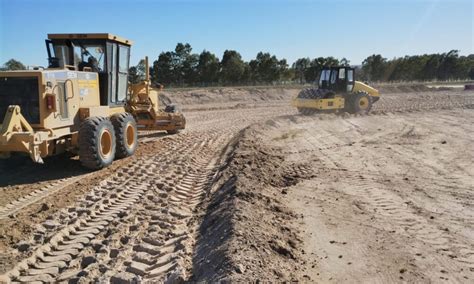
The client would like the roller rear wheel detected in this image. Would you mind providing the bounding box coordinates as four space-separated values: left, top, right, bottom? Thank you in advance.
347 91 373 114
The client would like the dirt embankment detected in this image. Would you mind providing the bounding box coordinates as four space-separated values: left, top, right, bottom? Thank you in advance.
191 128 315 282
159 87 298 111
156 84 473 112
375 84 432 93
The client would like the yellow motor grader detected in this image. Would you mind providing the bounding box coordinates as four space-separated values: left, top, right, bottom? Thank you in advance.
0 33 185 169
292 66 380 115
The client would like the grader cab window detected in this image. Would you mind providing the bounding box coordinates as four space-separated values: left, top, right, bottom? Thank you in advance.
74 44 105 72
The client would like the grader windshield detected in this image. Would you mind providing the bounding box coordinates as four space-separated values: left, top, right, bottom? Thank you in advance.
46 39 106 71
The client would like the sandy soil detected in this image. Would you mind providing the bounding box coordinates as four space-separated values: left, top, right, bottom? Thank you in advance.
0 86 473 282
190 107 474 282
272 110 473 282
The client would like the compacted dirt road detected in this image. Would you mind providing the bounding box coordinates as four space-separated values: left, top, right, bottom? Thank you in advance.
0 86 472 283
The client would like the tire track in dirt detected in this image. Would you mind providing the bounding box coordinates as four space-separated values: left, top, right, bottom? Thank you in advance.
0 132 175 222
0 125 238 282
309 121 474 277
0 156 158 282
107 139 224 282
338 173 474 271
0 175 93 220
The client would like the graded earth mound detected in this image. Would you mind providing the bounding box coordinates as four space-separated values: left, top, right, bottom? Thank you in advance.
159 87 300 111
191 129 315 281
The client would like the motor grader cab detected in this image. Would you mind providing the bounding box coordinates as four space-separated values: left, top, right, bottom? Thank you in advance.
292 66 380 115
0 34 139 169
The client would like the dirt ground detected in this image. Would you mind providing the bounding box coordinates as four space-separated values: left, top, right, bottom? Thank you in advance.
0 85 473 282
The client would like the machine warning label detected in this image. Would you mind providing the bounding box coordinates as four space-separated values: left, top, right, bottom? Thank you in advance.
78 80 98 89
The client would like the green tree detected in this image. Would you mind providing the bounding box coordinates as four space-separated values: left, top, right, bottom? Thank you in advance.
128 59 146 84
469 67 474 80
152 51 175 85
174 43 200 85
182 53 199 85
420 54 442 80
1 59 26 71
340 57 350 66
249 52 282 83
292 58 310 83
362 54 387 81
278 59 293 82
220 50 246 85
197 50 220 85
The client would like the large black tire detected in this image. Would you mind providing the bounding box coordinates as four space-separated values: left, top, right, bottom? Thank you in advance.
347 91 373 114
167 129 179 135
78 117 116 170
111 113 138 159
296 88 315 115
164 104 177 113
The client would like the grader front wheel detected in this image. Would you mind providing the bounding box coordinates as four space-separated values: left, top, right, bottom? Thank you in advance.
78 117 116 170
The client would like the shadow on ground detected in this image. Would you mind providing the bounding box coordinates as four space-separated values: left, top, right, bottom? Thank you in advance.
190 175 237 282
0 154 88 187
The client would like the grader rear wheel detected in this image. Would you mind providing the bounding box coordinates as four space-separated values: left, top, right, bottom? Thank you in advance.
78 117 116 170
111 113 138 159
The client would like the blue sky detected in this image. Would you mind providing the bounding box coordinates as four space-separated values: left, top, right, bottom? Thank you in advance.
0 0 472 67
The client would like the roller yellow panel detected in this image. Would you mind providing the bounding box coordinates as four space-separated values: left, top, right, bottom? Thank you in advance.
353 81 380 97
292 97 345 110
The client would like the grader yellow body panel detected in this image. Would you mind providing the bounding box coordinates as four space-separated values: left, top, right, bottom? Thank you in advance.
0 70 104 160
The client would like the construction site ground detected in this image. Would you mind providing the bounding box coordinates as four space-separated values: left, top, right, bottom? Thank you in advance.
0 85 473 282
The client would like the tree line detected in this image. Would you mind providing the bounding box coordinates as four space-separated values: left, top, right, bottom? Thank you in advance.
2 46 473 86
130 45 474 86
